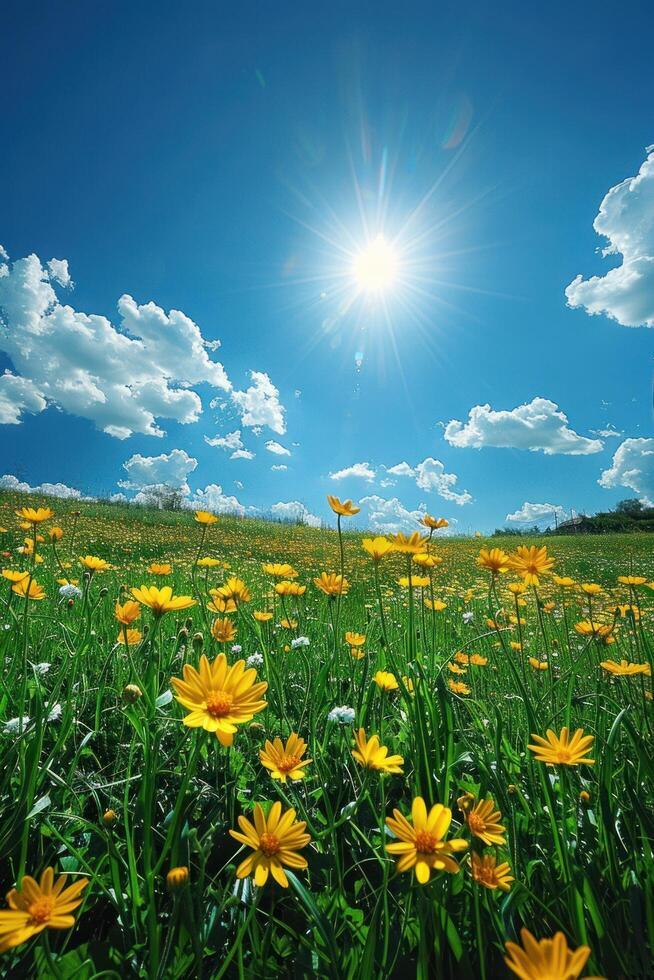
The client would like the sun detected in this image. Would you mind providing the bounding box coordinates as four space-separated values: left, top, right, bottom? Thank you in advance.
352 235 399 294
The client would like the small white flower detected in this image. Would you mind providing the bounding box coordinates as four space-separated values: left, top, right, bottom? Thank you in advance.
291 636 310 649
246 652 264 668
59 584 82 600
32 662 51 676
3 716 30 735
47 704 62 723
328 705 355 725
462 612 474 625
231 644 242 654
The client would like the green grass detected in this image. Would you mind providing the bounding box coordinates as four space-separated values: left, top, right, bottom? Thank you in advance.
0 489 653 978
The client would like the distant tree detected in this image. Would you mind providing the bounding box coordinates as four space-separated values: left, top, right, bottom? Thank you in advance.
615 498 645 516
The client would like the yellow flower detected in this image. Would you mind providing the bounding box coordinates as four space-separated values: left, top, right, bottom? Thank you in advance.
528 727 595 767
260 733 312 782
14 507 55 524
49 527 64 541
280 618 298 629
413 552 442 569
362 536 393 561
617 575 646 586
477 547 511 575
600 659 651 677
118 628 142 646
196 556 221 567
166 867 189 892
554 575 576 587
508 545 555 586
470 654 487 666
448 662 467 674
580 583 602 595
397 575 430 588
454 651 470 664
614 603 640 620
12 578 45 600
385 798 468 884
352 728 404 773
424 598 447 611
57 578 78 587
327 495 360 517
420 515 449 530
503 927 603 980
387 531 429 554
470 852 514 892
507 582 528 595
254 610 273 622
262 562 298 578
465 797 506 845
344 631 366 647
207 594 237 614
448 679 471 695
2 569 30 584
374 670 398 691
171 652 267 746
148 562 172 575
115 600 141 625
80 555 111 572
529 657 549 671
314 572 349 596
0 867 88 953
194 511 219 525
574 620 615 644
229 802 310 887
131 585 196 617
275 581 306 597
215 577 251 604
211 617 237 643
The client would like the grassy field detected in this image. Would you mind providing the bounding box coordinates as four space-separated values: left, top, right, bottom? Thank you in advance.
0 490 653 978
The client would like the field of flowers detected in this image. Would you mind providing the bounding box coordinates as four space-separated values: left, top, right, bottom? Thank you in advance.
0 490 653 979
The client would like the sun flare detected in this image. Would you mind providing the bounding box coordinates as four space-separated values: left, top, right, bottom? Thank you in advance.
352 235 399 294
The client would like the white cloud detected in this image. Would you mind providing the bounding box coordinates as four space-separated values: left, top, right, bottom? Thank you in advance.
265 439 291 456
231 449 255 460
444 398 603 456
270 500 321 527
329 462 376 482
591 427 623 439
505 501 565 524
566 147 654 327
0 245 8 261
0 252 230 438
184 483 247 517
271 464 288 471
385 457 472 505
205 430 244 451
120 449 197 490
360 495 425 533
232 371 286 434
0 473 88 500
599 437 654 506
0 372 47 425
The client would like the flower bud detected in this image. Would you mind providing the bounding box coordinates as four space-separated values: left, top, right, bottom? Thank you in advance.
122 683 143 703
103 809 117 826
192 631 204 651
166 866 189 892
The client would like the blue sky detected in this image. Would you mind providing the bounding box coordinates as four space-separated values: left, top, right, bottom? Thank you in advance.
1 0 653 532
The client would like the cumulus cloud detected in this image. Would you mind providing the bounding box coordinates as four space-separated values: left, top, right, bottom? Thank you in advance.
232 371 286 434
205 430 244 452
271 464 288 471
183 483 247 516
0 372 47 425
329 462 376 482
270 500 321 527
599 437 654 505
119 449 198 490
0 252 230 438
265 440 291 456
385 457 472 505
0 473 88 500
231 449 255 460
360 495 425 533
566 147 654 327
444 398 603 456
505 501 565 524
0 245 8 261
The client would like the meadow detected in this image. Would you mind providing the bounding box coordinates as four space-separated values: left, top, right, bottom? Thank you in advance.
0 490 653 979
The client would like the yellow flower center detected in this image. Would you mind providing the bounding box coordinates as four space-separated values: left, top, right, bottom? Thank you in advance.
258 832 280 856
467 813 486 834
414 829 438 854
29 896 55 925
277 754 301 773
205 690 233 717
554 749 573 764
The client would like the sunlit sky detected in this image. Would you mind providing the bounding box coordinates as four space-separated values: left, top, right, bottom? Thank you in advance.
1 1 653 532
